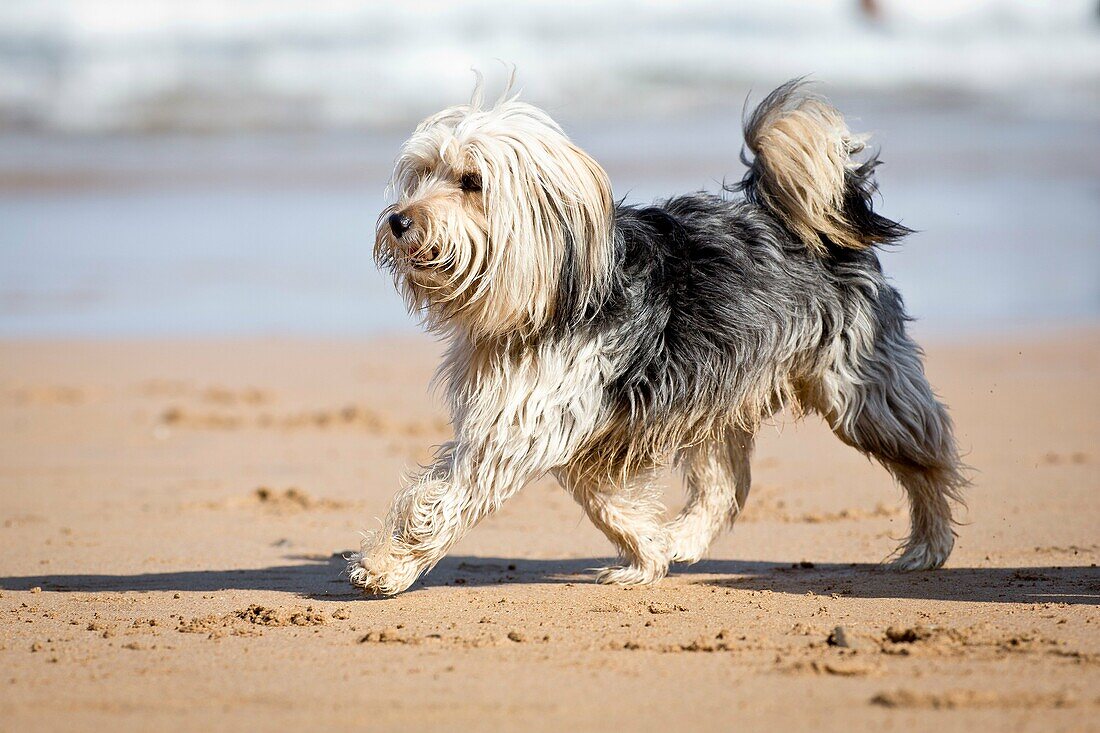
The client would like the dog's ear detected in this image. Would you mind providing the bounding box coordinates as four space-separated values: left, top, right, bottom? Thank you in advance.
503 138 614 329
546 142 615 322
474 128 614 336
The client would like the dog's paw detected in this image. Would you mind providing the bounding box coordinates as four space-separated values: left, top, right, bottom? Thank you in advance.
346 546 422 595
890 535 953 571
594 563 667 586
664 513 717 564
667 529 708 565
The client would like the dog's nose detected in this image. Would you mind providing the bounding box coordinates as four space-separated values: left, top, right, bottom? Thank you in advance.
388 213 413 238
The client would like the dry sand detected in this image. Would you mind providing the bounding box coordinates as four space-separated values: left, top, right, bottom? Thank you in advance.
1 331 1098 731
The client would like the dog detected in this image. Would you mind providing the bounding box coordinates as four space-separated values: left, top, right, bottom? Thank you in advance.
348 76 966 595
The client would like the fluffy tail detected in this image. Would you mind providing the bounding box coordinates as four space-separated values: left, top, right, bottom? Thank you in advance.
737 79 911 254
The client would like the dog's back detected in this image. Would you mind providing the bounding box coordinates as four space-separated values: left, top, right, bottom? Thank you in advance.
597 80 916 430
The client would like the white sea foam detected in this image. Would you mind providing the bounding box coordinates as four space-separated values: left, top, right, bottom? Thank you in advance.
0 0 1098 131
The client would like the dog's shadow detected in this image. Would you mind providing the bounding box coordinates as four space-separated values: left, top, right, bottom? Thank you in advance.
1 554 1097 605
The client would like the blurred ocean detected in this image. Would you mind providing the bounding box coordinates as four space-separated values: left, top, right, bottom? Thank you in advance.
2 0 1099 132
0 1 1098 338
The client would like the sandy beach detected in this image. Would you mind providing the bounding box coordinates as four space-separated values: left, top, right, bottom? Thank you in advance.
0 330 1097 731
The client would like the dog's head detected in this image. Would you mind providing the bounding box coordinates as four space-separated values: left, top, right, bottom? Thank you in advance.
376 77 614 338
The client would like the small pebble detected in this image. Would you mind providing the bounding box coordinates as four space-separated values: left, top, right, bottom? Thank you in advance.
827 626 852 648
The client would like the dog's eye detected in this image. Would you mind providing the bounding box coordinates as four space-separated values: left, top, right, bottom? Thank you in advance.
460 172 482 192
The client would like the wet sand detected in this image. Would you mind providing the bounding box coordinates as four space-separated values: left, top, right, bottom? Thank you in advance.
0 331 1098 731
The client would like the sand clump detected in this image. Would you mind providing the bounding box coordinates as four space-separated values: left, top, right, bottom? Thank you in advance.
177 605 332 638
250 486 345 512
878 624 1063 659
870 688 1080 710
158 401 448 438
193 486 348 513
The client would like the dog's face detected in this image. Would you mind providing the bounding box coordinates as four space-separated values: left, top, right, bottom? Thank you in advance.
376 92 614 338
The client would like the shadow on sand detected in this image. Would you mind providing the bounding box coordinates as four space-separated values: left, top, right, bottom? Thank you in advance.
1 555 1097 605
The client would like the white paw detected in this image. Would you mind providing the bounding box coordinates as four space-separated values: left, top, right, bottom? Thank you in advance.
346 539 423 595
595 562 668 586
890 535 953 571
667 533 707 564
665 515 714 564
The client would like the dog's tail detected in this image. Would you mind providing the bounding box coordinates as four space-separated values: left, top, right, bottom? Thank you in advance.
736 79 910 254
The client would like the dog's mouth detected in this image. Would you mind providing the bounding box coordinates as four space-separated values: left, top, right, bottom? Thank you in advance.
401 242 441 270
386 236 442 272
376 228 432 269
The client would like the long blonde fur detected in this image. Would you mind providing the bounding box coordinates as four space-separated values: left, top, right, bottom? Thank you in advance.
742 84 870 253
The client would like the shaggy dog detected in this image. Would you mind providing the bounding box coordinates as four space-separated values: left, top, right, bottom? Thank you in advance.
349 77 966 595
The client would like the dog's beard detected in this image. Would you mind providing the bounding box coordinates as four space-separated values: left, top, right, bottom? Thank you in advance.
376 199 492 333
375 174 572 339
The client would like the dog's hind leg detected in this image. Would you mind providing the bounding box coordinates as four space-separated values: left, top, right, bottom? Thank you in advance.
556 464 671 586
665 429 754 564
805 305 967 570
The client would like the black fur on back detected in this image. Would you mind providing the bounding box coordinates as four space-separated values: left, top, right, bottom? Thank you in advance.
566 192 910 458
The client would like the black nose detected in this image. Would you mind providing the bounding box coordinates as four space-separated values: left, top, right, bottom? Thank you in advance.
388 213 413 238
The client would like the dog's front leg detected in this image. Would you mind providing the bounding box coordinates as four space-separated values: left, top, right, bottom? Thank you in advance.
348 436 565 594
346 450 467 595
348 337 608 595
